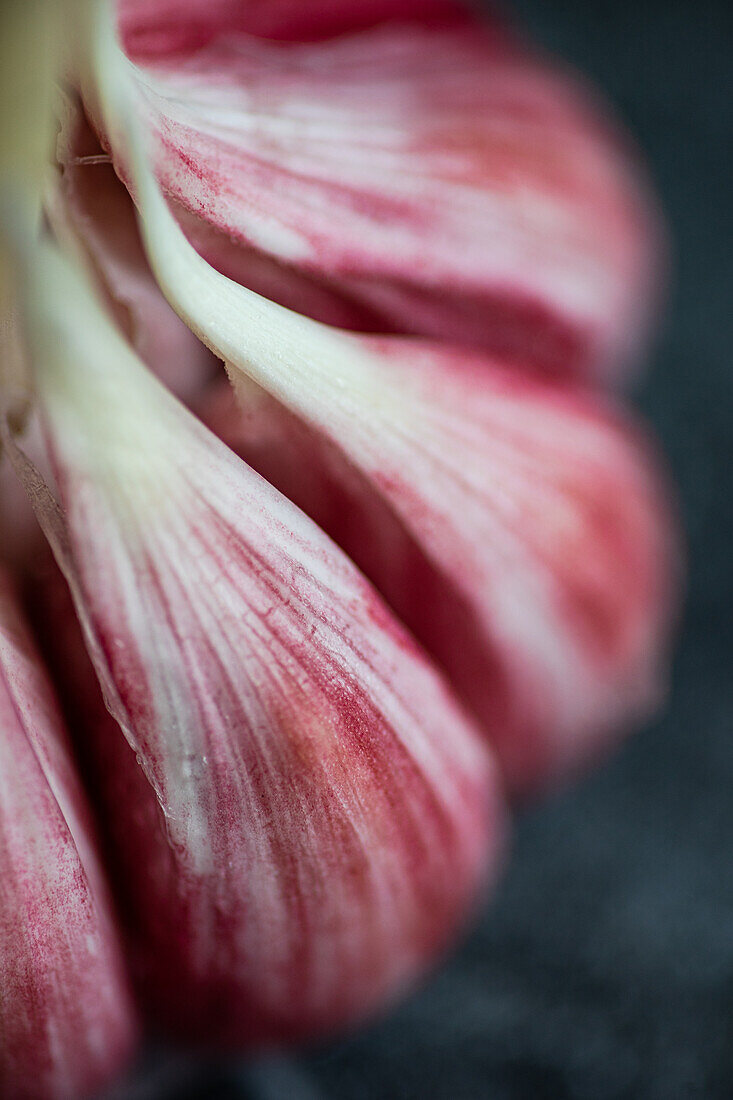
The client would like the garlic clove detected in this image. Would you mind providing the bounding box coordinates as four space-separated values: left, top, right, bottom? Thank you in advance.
199 346 680 796
11 235 504 1045
0 566 137 1100
93 0 663 383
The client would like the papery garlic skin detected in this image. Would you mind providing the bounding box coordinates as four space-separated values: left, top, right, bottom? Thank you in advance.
0 567 137 1100
98 0 662 383
16 237 504 1045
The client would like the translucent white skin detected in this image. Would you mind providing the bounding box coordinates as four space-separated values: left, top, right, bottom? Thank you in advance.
10 231 503 1044
0 568 136 1100
83 14 677 794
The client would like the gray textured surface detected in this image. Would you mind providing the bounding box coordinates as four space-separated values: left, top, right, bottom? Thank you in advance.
114 2 733 1096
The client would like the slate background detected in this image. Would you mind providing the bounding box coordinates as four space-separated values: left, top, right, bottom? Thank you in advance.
112 2 733 1097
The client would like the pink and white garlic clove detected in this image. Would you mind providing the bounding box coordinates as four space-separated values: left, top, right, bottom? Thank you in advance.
0 566 137 1100
101 0 663 384
14 236 505 1046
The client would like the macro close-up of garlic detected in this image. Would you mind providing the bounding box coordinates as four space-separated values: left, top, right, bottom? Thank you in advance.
4 1 727 1098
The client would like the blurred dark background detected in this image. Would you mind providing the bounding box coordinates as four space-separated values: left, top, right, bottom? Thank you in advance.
120 2 733 1097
